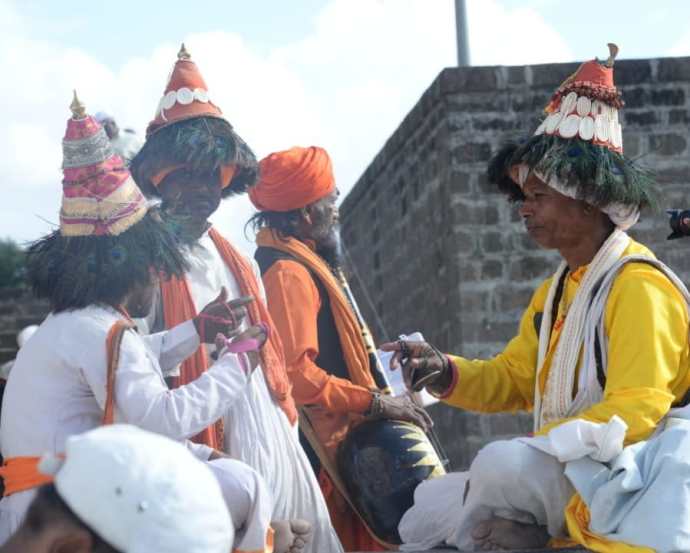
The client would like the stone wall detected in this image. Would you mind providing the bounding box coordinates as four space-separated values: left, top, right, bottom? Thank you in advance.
0 288 49 365
340 56 690 470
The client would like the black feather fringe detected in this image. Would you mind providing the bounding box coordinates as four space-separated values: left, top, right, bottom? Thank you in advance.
130 117 258 198
27 211 189 312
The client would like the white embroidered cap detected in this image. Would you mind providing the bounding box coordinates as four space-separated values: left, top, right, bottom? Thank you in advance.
39 424 233 553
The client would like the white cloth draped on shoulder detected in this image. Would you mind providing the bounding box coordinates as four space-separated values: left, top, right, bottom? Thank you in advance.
172 230 343 553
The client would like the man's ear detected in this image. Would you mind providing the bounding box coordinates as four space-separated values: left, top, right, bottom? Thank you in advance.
49 528 94 553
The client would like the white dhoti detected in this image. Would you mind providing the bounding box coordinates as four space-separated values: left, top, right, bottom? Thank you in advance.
207 458 273 551
399 438 574 550
177 231 343 553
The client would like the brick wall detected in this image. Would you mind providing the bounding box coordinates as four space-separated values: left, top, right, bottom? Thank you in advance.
0 288 48 365
340 56 690 470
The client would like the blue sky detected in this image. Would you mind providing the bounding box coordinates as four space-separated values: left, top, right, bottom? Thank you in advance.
2 0 690 251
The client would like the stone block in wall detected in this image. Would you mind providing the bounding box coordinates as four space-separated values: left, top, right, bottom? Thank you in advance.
659 57 690 82
472 116 522 132
440 66 501 94
510 93 550 113
493 284 537 315
507 65 526 85
448 171 473 195
651 88 685 106
508 255 553 282
670 109 690 125
614 59 653 85
481 231 505 254
623 110 660 126
649 133 688 156
452 200 500 226
451 142 493 164
656 166 690 185
622 134 643 157
481 259 504 279
531 62 580 87
622 87 648 108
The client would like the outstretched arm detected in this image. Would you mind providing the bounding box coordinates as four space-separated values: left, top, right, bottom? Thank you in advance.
85 329 252 441
382 280 551 414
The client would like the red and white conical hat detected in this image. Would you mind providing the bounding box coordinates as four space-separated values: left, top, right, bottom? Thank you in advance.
534 43 623 152
146 44 223 136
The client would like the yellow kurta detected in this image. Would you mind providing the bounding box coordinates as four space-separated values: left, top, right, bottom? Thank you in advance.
444 239 690 552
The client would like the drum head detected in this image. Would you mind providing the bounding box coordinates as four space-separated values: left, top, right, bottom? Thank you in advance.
337 419 446 544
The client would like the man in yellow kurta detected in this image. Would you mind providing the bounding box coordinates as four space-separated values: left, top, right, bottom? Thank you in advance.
385 44 690 552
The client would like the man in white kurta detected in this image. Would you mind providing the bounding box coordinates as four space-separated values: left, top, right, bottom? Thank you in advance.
0 305 273 549
148 231 343 553
130 44 342 553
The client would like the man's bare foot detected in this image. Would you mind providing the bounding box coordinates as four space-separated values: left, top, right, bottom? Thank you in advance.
471 517 549 550
272 519 312 553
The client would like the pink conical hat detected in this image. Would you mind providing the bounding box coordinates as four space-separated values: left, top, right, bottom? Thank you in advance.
60 91 148 237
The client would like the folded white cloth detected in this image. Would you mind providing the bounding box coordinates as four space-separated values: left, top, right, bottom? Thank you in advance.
519 415 628 463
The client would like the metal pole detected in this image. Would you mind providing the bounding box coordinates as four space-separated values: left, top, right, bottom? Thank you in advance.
455 0 470 66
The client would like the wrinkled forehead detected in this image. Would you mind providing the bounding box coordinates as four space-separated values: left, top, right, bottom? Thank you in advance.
509 164 548 193
522 173 550 194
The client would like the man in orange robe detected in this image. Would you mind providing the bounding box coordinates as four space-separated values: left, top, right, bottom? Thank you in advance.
248 146 433 551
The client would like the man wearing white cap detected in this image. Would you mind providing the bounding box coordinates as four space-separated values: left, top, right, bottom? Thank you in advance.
1 424 236 553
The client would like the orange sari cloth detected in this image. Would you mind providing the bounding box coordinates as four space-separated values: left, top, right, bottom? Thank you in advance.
160 227 296 450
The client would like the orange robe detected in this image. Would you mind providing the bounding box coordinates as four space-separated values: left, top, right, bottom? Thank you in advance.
262 254 387 552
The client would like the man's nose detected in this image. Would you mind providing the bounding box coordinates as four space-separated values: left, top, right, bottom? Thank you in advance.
518 199 533 218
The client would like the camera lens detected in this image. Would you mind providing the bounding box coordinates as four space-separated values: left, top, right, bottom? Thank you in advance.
668 209 690 240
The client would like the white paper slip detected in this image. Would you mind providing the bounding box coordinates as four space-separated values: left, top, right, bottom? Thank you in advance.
377 332 439 407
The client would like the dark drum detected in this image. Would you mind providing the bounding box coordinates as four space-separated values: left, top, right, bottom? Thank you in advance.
337 419 446 544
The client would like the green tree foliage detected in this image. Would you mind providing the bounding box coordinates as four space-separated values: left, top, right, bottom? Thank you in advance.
0 239 26 289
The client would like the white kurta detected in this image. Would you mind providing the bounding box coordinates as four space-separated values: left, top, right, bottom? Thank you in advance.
0 305 271 549
176 230 343 553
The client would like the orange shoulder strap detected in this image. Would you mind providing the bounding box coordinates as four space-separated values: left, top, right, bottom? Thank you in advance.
0 318 135 498
102 319 135 425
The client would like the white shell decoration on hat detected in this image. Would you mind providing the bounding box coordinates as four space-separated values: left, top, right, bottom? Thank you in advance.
534 92 622 151
579 116 595 141
544 112 563 134
154 87 211 121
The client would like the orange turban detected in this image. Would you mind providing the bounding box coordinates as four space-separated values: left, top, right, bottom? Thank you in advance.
249 146 335 212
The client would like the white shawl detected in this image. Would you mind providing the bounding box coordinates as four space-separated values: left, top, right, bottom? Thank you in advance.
533 229 630 431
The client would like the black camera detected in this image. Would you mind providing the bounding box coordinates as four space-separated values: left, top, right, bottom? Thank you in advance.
668 210 690 240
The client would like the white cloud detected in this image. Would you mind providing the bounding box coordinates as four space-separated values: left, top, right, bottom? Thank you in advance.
466 0 573 65
667 30 690 57
0 0 572 254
